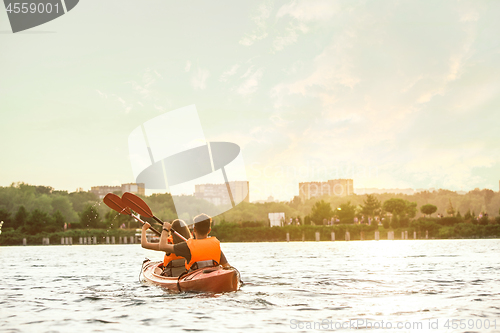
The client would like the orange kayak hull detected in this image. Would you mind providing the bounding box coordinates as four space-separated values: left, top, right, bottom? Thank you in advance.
142 261 240 293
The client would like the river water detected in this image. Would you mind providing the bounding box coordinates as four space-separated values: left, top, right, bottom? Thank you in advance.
1 239 499 332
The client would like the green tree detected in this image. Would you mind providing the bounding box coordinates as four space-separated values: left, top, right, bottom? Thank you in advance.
360 194 381 220
310 200 333 225
336 201 357 223
104 210 132 229
420 204 438 217
25 209 52 234
390 215 400 229
35 185 53 195
406 202 418 218
382 218 390 229
68 192 99 213
446 199 455 216
288 196 302 209
51 195 78 222
478 215 489 226
383 198 407 216
0 209 13 230
14 206 28 229
399 216 410 228
80 205 101 228
483 189 495 206
52 210 65 229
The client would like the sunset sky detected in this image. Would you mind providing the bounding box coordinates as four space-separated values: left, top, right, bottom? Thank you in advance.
1 0 500 201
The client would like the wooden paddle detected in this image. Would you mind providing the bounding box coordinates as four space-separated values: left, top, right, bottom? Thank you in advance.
121 192 187 241
103 193 161 236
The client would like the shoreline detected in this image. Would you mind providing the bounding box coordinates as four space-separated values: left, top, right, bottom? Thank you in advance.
2 223 499 246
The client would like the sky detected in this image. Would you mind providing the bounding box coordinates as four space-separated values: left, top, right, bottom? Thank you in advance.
1 0 500 202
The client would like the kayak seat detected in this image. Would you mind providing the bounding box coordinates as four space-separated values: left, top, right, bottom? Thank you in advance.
162 258 187 277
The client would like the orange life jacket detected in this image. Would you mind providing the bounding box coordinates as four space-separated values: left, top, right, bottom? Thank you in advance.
163 252 184 266
185 237 221 270
163 235 184 266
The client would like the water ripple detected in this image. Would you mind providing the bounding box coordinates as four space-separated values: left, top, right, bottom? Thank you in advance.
1 240 499 332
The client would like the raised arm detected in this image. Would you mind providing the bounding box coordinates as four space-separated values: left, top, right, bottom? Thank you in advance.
141 222 160 251
220 251 230 268
159 221 175 253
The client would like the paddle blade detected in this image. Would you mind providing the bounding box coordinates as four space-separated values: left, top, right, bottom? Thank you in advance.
103 193 131 215
122 192 153 218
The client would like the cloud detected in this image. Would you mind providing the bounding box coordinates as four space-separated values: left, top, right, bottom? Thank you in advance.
125 68 160 101
101 68 172 115
111 94 133 114
249 0 500 200
236 68 263 96
96 89 107 99
191 68 210 90
185 61 191 72
276 0 338 21
270 114 288 127
154 104 165 112
220 64 240 82
272 21 308 51
154 70 163 79
271 0 339 51
239 2 273 46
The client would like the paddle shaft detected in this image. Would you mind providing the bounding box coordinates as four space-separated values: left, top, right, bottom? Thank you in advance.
131 213 161 236
121 192 187 241
133 213 187 242
152 215 188 242
129 196 187 241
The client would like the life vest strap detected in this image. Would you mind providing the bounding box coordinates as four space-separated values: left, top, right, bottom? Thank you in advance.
189 260 219 271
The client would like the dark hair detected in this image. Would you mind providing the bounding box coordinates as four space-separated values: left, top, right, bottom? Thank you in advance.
193 213 212 235
171 219 191 243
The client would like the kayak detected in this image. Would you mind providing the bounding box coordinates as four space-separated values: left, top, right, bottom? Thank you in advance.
141 260 241 293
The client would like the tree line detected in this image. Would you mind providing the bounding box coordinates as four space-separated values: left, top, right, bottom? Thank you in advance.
0 183 138 234
1 183 500 236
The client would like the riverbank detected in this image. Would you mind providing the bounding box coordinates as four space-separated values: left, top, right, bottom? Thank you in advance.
0 228 136 246
1 221 499 245
212 222 500 242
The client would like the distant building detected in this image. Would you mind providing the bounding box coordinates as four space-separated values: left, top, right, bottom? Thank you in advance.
90 183 145 199
355 188 415 195
195 181 249 206
121 183 145 195
299 179 353 201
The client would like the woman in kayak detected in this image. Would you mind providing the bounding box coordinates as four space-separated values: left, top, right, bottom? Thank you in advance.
159 213 230 270
141 219 191 276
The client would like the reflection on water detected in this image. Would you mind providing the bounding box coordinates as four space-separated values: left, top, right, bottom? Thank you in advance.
1 240 499 332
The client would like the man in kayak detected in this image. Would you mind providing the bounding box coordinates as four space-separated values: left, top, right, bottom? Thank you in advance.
159 213 230 270
141 219 191 276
